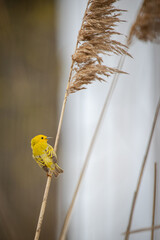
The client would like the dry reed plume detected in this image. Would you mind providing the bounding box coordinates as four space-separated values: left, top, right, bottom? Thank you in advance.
128 0 160 45
68 0 129 94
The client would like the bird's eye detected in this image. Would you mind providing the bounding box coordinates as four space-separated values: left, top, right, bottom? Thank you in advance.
41 137 44 139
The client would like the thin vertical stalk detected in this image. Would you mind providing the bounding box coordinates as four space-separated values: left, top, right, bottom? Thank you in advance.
34 67 74 240
34 87 69 240
151 162 157 240
59 54 126 240
125 98 160 240
34 176 52 240
34 2 91 240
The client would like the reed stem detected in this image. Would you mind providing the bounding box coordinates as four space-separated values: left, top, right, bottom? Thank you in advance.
59 54 126 240
34 87 69 240
34 72 73 240
34 1 91 239
151 162 157 240
34 176 52 240
124 98 160 240
123 224 160 235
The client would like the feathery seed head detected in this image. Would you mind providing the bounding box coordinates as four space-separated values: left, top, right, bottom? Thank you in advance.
67 0 130 94
31 134 48 149
128 0 160 45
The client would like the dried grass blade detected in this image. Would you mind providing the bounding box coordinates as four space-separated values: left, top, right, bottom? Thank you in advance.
123 224 160 236
151 162 157 240
124 98 160 240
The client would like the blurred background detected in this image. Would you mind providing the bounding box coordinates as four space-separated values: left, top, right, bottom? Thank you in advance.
0 0 160 240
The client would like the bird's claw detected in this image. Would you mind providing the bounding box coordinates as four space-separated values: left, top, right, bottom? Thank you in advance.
47 173 52 177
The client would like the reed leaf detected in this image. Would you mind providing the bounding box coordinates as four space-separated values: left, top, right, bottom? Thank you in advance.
68 0 129 94
128 0 160 45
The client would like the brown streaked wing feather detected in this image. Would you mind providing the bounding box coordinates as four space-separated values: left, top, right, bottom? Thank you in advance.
45 144 57 164
34 156 49 173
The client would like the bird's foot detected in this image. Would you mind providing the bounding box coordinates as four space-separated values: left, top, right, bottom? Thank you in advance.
47 173 52 177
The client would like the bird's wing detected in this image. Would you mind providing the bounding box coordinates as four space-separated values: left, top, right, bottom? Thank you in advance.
45 144 57 164
34 155 46 168
33 155 49 173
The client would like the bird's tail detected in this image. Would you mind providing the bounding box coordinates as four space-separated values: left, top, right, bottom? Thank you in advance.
53 163 64 178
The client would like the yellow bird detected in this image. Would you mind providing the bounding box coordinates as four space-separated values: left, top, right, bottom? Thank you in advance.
31 134 63 177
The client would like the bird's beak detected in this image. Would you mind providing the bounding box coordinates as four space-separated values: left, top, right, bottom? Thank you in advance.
46 137 53 139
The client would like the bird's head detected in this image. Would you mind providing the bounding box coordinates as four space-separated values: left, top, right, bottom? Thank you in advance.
31 135 52 149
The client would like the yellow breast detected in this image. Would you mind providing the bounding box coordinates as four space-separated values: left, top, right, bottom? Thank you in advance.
33 141 48 156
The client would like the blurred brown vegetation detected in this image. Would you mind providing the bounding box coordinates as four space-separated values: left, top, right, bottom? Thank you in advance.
0 0 59 239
